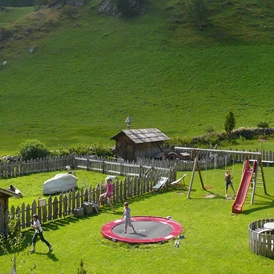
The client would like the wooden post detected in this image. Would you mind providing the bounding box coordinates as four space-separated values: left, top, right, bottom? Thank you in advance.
48 196 52 221
21 203 26 229
187 151 205 199
53 197 58 219
26 204 31 227
63 195 68 216
59 193 63 218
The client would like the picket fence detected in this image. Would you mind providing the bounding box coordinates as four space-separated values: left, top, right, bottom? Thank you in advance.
0 155 74 178
1 148 274 178
0 155 176 178
1 174 172 230
249 219 274 258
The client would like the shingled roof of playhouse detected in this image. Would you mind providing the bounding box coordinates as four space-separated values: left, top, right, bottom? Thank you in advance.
110 128 169 144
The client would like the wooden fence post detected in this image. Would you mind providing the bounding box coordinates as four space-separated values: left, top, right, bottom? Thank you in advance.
26 204 31 228
63 195 68 216
72 190 76 211
48 196 52 221
21 203 26 229
76 191 81 208
59 193 63 219
68 192 72 215
53 197 58 219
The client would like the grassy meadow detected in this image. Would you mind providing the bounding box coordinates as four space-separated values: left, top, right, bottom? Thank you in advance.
0 1 274 155
1 2 274 271
0 165 274 273
0 7 34 28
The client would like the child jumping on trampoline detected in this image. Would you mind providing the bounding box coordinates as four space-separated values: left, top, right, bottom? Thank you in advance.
224 169 236 198
121 202 136 234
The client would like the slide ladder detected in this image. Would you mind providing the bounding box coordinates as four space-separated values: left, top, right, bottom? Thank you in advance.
247 161 258 204
247 157 267 204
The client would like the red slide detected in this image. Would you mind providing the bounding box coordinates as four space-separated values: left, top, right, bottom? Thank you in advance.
232 161 256 214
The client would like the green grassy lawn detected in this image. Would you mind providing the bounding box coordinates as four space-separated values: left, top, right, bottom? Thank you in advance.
1 1 274 272
0 170 108 207
0 165 274 273
0 7 34 28
0 1 274 155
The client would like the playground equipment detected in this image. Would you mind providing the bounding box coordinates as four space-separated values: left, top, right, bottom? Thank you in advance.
174 147 267 213
101 216 183 244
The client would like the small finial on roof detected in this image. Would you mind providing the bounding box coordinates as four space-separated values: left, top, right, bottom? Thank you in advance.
125 115 132 129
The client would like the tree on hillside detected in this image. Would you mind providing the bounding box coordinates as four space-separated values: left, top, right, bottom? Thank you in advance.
224 111 236 136
187 0 210 29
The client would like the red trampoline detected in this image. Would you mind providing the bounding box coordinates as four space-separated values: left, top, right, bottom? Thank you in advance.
101 216 183 244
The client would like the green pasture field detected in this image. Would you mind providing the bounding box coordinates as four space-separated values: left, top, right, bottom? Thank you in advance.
0 165 274 273
1 1 274 155
0 7 34 28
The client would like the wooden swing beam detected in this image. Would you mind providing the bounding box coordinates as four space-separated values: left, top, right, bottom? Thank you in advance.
175 147 262 199
174 147 262 156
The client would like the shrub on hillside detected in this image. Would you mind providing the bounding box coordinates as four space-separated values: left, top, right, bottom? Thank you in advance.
68 144 91 155
90 143 113 157
205 126 215 134
257 121 269 128
165 136 193 149
18 139 50 161
52 143 113 157
231 127 274 140
52 144 91 156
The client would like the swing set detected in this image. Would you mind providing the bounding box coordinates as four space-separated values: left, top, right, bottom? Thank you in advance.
174 147 267 213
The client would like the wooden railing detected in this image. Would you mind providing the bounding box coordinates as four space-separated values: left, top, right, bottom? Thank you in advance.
249 218 274 258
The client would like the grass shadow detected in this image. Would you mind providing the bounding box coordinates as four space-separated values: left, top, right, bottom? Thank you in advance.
32 250 58 261
243 201 274 215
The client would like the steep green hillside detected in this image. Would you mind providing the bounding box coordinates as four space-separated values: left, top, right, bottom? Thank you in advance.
0 1 274 154
0 6 34 27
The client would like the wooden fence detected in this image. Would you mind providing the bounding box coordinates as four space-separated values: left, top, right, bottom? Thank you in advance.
0 174 172 231
249 219 274 258
1 148 274 179
0 155 175 178
138 149 274 171
0 156 74 178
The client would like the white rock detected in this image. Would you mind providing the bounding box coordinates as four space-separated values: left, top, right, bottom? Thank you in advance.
43 173 78 195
